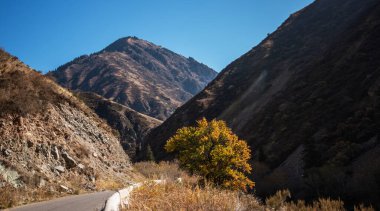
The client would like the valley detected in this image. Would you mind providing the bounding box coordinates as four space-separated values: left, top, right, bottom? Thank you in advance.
1 0 380 210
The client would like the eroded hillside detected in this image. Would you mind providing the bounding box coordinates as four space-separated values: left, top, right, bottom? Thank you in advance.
0 49 134 207
76 92 161 159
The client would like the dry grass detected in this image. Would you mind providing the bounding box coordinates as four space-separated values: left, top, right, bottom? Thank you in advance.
66 173 90 195
72 142 91 159
95 178 124 190
0 162 64 209
134 161 196 182
264 189 374 211
129 161 261 210
0 185 62 209
0 49 94 119
354 205 376 211
129 161 375 211
126 181 262 211
0 68 63 117
126 183 375 211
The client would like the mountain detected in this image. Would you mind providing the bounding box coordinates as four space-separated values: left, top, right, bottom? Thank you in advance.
75 92 161 159
144 0 380 207
47 37 217 120
0 49 133 205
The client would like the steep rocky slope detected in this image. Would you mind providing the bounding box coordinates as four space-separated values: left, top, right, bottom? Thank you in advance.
76 92 161 159
47 37 217 120
0 49 134 205
145 0 380 208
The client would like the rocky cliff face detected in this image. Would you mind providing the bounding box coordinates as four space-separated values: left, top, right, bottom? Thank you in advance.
76 92 161 159
0 49 134 202
47 37 217 120
145 0 380 207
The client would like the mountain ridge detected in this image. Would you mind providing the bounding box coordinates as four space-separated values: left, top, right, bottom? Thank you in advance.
48 36 217 120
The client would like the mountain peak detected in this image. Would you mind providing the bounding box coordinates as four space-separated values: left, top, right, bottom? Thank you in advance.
103 36 153 52
48 37 217 120
120 36 143 43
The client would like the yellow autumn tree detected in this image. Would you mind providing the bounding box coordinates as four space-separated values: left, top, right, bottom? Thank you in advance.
165 118 254 191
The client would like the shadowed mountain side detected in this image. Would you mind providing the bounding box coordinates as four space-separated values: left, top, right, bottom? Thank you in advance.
144 0 380 208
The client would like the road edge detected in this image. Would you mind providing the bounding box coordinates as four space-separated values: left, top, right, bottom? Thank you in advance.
103 183 141 211
104 180 164 211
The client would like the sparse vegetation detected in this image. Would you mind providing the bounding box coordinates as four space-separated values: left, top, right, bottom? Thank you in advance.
0 56 63 117
72 142 91 159
0 71 46 116
165 118 254 191
126 180 261 211
134 161 192 182
129 161 260 211
129 162 374 211
263 189 374 211
0 184 62 209
95 178 124 190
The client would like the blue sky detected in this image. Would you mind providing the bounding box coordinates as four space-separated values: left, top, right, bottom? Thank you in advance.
0 0 313 72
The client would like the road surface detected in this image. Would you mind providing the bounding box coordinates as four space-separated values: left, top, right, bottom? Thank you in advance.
7 191 115 211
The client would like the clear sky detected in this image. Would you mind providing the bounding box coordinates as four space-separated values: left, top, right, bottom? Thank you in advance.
0 0 314 72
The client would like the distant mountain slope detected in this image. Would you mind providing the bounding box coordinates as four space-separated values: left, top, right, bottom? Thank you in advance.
47 37 217 120
0 49 132 205
144 0 380 208
76 92 161 159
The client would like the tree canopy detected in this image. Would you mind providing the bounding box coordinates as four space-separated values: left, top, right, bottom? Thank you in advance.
165 118 254 191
